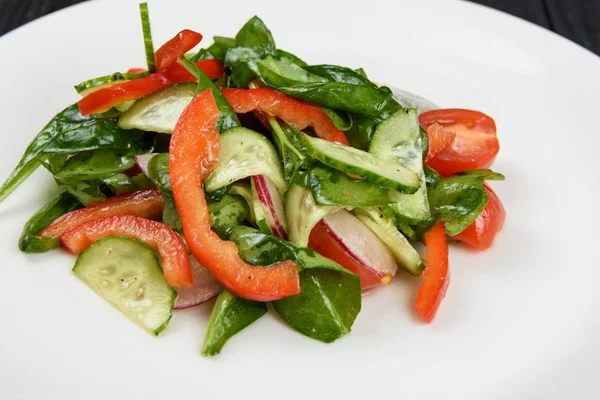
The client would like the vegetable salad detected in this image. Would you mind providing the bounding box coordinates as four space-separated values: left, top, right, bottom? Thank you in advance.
0 3 505 356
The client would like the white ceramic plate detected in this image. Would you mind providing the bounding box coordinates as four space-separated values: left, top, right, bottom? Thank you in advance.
0 0 598 399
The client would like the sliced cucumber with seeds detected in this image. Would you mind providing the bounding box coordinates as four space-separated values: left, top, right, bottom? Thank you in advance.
72 236 176 336
354 208 424 276
369 109 430 224
299 133 420 194
205 127 287 193
118 83 196 133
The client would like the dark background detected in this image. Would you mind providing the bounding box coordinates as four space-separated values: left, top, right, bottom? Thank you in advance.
0 0 599 55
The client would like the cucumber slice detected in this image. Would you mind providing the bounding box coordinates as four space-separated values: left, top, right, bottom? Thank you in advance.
205 127 287 193
300 133 419 194
118 83 196 133
353 208 424 276
285 184 339 247
369 109 430 224
72 236 176 335
229 183 256 223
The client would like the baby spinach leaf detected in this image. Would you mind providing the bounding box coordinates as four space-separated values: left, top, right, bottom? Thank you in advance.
456 169 505 181
304 64 378 88
201 289 267 357
271 82 393 117
295 164 400 207
101 173 138 195
420 126 429 160
0 104 152 204
54 150 135 181
228 226 361 343
162 197 183 233
147 153 171 197
275 49 307 66
272 267 361 343
320 107 352 131
58 180 107 206
207 194 250 238
225 16 277 87
205 185 231 202
19 191 81 253
249 55 326 86
269 120 305 185
444 194 489 236
424 166 441 185
345 100 402 150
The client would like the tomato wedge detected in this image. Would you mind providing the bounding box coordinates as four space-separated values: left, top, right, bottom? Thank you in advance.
425 123 456 163
416 223 450 322
308 221 383 289
452 184 505 251
61 215 192 288
419 109 499 176
38 188 164 238
155 29 203 73
78 59 224 116
222 88 348 144
169 88 300 302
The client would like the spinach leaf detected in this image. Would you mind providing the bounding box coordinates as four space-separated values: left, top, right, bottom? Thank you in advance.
304 65 378 87
269 120 305 185
423 171 505 236
249 56 326 86
228 226 361 343
345 100 402 150
0 104 152 204
424 165 441 185
201 289 267 357
271 82 392 117
295 164 399 206
224 16 277 87
205 185 231 202
456 169 505 181
207 194 250 238
58 180 107 206
320 107 352 131
178 57 240 132
147 153 171 196
273 267 361 343
101 173 138 195
275 49 307 66
162 197 183 233
19 191 80 253
53 150 135 181
420 126 429 160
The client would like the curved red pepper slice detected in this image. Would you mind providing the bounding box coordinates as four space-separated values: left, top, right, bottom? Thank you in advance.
61 215 193 288
416 222 450 322
169 88 300 302
155 29 203 73
38 188 165 238
222 88 348 144
78 59 224 116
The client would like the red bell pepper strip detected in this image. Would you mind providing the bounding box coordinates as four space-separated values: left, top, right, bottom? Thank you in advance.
155 29 203 73
416 222 450 322
169 88 300 302
78 59 224 116
221 88 348 144
452 184 506 251
425 123 456 163
38 188 164 238
60 215 193 288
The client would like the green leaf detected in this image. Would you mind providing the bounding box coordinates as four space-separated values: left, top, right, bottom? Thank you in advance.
304 65 377 88
54 150 135 181
19 191 80 253
275 49 307 66
428 175 487 220
0 104 152 204
424 165 441 185
249 55 326 86
444 194 489 236
178 57 240 132
228 226 361 343
58 180 106 206
205 185 231 202
295 164 399 207
268 120 305 185
320 107 353 131
345 100 402 150
456 169 506 181
147 153 172 197
225 16 277 87
272 267 361 343
207 194 250 239
162 197 183 233
201 289 267 357
101 173 138 195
